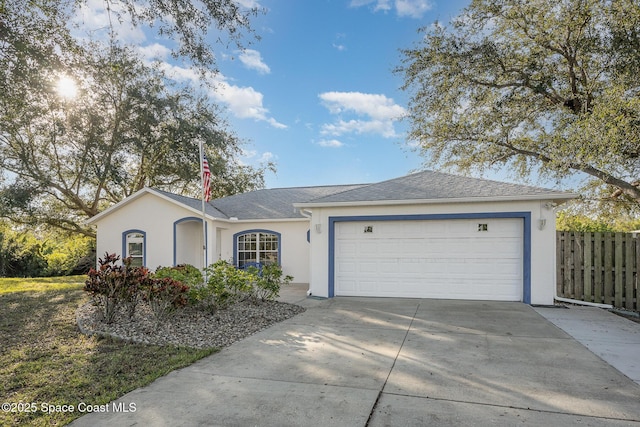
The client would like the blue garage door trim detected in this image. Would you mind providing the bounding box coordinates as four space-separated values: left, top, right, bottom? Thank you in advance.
328 212 532 303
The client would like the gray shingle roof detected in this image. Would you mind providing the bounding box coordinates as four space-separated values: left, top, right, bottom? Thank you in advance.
209 184 367 219
153 189 229 219
155 184 368 220
302 170 573 204
153 170 573 221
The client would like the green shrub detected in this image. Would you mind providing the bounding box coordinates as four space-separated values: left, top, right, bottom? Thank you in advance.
0 229 47 277
44 234 95 276
0 222 96 277
250 264 293 302
154 264 203 288
194 261 294 311
194 260 250 312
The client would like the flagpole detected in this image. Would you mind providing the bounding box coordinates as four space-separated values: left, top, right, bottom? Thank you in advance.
198 140 208 282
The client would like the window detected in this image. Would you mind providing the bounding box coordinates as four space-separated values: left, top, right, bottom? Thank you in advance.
236 231 280 269
124 231 145 267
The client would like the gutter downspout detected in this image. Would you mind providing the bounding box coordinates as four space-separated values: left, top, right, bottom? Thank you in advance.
298 208 312 218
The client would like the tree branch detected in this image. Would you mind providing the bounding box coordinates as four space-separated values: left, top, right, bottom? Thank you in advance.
496 141 640 200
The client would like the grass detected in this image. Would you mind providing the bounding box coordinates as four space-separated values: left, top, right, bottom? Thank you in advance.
0 277 216 426
0 275 87 294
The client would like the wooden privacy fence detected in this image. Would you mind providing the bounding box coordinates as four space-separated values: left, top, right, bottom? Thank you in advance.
557 231 638 311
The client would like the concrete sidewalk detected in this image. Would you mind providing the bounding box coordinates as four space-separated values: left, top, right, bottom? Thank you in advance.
534 305 640 386
71 289 640 426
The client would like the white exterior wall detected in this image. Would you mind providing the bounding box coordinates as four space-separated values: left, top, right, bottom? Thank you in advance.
91 192 312 281
307 199 557 305
93 193 198 268
92 189 560 304
218 220 311 283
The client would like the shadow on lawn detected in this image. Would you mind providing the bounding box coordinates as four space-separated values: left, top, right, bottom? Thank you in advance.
0 288 213 427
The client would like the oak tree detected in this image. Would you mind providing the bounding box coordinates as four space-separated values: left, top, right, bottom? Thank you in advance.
0 45 271 236
397 0 640 209
0 1 268 235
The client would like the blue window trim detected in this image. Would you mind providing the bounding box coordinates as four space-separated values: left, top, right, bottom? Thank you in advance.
328 212 532 303
173 217 207 266
233 229 282 268
122 229 146 267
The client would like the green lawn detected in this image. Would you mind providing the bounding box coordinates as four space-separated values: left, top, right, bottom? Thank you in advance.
0 277 216 426
0 275 87 294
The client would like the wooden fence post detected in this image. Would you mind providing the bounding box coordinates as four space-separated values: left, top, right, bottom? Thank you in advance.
615 233 623 307
625 234 635 310
564 232 574 298
583 232 592 302
593 232 603 304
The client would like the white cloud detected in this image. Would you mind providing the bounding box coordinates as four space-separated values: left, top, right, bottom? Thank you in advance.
320 91 406 120
72 0 284 130
259 152 275 162
153 61 285 129
157 62 201 82
238 49 271 74
349 0 432 18
211 78 287 129
317 139 345 148
332 33 347 51
395 0 433 18
321 119 398 138
241 149 276 165
243 149 257 158
74 0 146 43
137 43 172 61
235 0 261 7
350 0 391 12
319 91 405 139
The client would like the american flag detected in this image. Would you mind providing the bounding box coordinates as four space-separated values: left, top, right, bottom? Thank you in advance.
202 153 212 202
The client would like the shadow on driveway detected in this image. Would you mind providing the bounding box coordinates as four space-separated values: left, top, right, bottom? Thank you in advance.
71 294 640 427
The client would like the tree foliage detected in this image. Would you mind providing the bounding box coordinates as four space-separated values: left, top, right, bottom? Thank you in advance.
0 0 259 72
0 221 94 277
397 0 640 210
0 1 270 236
111 0 260 69
0 44 270 236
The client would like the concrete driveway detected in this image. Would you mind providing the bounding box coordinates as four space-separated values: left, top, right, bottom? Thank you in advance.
72 289 640 426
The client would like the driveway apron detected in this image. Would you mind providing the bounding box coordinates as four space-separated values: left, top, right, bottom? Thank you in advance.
71 296 640 427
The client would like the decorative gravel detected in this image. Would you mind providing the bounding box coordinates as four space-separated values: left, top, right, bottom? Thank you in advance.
76 300 306 349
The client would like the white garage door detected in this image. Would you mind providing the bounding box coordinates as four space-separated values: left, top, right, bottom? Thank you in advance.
334 218 523 300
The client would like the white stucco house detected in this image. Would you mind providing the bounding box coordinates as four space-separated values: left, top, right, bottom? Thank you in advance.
86 170 575 305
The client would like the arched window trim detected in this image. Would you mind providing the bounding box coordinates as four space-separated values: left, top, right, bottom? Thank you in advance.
233 229 282 268
122 229 146 267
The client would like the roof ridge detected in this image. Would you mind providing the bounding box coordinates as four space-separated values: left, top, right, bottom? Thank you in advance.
301 170 574 205
409 169 556 191
305 182 372 202
258 183 371 191
151 187 197 200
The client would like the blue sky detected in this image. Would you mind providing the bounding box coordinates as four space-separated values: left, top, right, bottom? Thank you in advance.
220 0 470 188
76 0 475 188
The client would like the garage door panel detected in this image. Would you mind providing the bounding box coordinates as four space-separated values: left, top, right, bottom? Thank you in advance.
335 218 523 301
337 241 357 256
357 241 379 255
